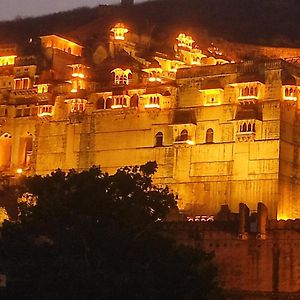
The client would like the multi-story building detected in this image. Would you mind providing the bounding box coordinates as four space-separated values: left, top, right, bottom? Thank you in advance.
0 24 300 220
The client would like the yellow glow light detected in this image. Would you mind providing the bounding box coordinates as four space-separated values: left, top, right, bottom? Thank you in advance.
114 36 125 41
186 140 195 145
37 84 49 94
238 95 259 100
284 96 297 101
72 73 85 79
16 168 23 174
149 77 162 82
144 104 160 109
111 105 127 109
38 112 52 117
176 33 194 49
0 55 16 66
111 23 129 41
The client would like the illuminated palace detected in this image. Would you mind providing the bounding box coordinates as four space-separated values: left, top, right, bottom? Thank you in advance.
0 24 300 220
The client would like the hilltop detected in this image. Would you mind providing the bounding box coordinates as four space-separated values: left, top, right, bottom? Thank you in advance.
0 0 299 58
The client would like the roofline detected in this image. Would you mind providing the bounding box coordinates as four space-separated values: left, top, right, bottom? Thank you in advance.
40 34 83 48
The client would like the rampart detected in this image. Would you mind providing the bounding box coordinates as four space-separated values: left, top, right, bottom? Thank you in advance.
166 203 300 299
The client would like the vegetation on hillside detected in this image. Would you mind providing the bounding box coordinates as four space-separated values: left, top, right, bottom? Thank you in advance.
0 0 299 48
0 163 220 299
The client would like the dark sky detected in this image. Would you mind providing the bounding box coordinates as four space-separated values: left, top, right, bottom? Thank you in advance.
0 0 144 21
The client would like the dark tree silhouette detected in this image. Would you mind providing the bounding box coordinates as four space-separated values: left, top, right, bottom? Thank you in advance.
0 163 220 299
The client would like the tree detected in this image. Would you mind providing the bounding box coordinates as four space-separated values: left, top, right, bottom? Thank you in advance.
0 163 220 299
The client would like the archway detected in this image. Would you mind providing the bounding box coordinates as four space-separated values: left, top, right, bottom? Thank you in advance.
0 133 12 169
19 134 33 168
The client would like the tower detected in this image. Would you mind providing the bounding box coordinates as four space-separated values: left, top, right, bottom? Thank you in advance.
121 0 134 6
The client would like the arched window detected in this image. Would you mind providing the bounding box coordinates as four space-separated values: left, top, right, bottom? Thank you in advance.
25 137 33 167
252 123 256 132
106 98 113 109
130 94 139 107
128 73 133 82
242 123 247 132
248 123 252 132
155 132 163 147
285 88 289 97
205 128 214 143
96 97 105 110
0 133 12 169
245 86 249 96
180 129 188 141
250 87 254 96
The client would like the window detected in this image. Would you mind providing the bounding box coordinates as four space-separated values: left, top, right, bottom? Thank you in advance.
114 96 127 106
14 78 30 90
150 96 160 105
155 132 163 147
106 98 113 109
38 105 53 116
240 85 259 98
23 78 29 89
284 87 297 99
112 69 132 85
23 108 30 116
242 123 247 132
16 109 22 117
70 99 86 113
96 97 105 110
239 122 255 133
24 137 33 167
130 94 139 108
205 128 214 143
180 129 188 141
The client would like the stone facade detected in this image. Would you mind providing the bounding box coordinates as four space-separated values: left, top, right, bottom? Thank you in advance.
167 204 300 299
0 26 300 219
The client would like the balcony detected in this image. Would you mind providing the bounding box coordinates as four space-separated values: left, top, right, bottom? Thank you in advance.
38 105 53 117
11 88 37 97
145 103 160 109
174 133 194 145
236 131 256 142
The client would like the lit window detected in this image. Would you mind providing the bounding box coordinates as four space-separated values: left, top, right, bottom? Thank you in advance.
38 105 53 117
70 99 86 113
112 68 132 85
283 86 297 101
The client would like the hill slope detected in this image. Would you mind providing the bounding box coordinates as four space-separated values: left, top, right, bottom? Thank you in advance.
0 0 299 51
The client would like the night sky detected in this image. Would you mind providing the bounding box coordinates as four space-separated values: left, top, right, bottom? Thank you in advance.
0 0 144 21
